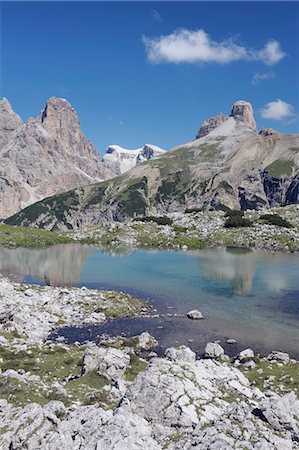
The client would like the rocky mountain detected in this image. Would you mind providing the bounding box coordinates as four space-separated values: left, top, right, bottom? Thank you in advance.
0 97 113 219
102 144 166 175
6 100 299 230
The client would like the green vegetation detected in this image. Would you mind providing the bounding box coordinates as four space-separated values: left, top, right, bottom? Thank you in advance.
217 180 234 194
0 223 72 248
239 359 299 395
185 207 202 214
265 159 294 177
0 343 114 407
116 177 148 217
5 189 81 230
80 290 147 319
133 216 173 226
259 214 293 228
224 210 252 228
124 354 147 382
162 433 182 449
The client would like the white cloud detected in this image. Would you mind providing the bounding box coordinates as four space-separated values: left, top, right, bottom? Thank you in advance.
151 9 161 22
251 71 275 86
260 99 296 121
255 40 285 66
143 29 285 66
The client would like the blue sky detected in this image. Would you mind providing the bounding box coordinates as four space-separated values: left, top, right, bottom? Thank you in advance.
1 1 299 154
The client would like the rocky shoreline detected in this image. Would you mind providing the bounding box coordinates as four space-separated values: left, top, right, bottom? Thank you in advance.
69 205 299 254
0 275 298 449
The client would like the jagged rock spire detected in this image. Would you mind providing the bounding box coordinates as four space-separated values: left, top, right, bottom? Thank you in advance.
230 100 256 131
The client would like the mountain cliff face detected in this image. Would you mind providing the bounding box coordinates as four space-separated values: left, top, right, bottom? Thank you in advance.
0 97 113 219
102 144 166 175
6 100 299 230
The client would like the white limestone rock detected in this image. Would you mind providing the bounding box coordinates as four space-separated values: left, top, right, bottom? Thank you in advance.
204 342 225 359
95 410 160 450
237 348 255 361
165 346 196 364
82 345 130 381
267 351 290 364
136 332 158 350
187 310 204 320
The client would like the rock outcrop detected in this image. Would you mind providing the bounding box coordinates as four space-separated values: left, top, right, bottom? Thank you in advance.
230 100 256 131
103 144 166 175
0 98 23 149
196 114 229 139
196 100 256 140
0 97 113 219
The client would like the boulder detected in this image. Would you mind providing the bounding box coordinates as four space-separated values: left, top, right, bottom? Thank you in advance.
237 348 255 361
204 342 225 359
137 332 158 351
82 345 130 381
165 346 196 364
187 309 204 320
268 351 290 364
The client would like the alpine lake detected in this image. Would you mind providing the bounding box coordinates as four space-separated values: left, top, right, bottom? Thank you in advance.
1 244 298 358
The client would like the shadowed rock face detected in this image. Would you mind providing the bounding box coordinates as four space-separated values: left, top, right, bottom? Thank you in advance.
0 97 113 219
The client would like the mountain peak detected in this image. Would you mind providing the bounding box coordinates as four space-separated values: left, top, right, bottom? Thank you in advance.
0 97 14 113
196 100 256 139
230 100 256 131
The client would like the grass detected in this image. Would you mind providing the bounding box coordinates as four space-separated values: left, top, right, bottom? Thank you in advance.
0 223 72 248
239 359 299 395
124 354 147 382
265 159 294 177
0 343 112 407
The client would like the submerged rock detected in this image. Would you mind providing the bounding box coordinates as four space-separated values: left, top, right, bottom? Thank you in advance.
187 310 204 320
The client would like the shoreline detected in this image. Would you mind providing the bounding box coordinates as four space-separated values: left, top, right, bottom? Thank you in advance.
1 204 299 254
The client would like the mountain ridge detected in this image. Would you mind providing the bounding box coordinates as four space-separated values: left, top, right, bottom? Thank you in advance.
5 100 299 230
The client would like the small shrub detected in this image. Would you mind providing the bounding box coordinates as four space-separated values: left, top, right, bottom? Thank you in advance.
133 216 173 226
185 208 201 214
224 210 252 228
259 214 293 228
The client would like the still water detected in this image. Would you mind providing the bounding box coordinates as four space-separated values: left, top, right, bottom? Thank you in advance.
0 244 298 356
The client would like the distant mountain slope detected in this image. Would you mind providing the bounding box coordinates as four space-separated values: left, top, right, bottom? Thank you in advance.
6 100 299 230
0 97 113 219
102 144 166 175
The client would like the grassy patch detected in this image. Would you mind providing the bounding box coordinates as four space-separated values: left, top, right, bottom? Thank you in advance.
133 216 173 226
224 210 252 228
265 160 294 177
259 214 293 228
0 224 72 248
240 360 299 395
0 343 114 407
163 433 182 449
124 354 147 382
